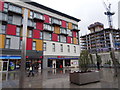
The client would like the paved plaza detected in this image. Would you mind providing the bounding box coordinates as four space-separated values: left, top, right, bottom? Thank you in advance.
1 68 120 88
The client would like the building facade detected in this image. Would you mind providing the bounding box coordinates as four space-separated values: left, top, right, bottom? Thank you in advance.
0 0 80 71
80 22 120 54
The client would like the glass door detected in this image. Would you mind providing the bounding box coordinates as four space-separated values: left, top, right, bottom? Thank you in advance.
0 61 3 71
3 61 9 71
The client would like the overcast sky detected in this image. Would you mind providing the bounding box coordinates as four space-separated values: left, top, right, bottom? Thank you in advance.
32 0 119 36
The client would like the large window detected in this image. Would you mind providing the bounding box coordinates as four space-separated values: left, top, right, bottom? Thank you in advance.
2 25 6 34
9 4 22 14
61 44 63 52
40 32 43 39
60 28 67 34
67 29 72 36
8 15 13 24
5 38 11 49
60 35 66 43
52 43 55 52
74 46 76 53
16 27 21 36
67 45 70 52
43 32 52 40
43 24 52 31
30 11 33 19
43 42 46 51
28 30 33 38
32 41 36 50
33 12 44 20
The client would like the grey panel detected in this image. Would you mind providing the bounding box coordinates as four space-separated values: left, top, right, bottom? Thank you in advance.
13 15 22 26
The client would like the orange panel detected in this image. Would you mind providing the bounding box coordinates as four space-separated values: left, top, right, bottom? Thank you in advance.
33 39 43 51
22 8 30 18
0 35 5 48
68 22 72 30
73 37 77 44
54 25 60 34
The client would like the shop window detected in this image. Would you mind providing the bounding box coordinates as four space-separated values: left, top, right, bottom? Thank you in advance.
5 38 11 49
16 27 21 36
43 42 46 51
32 41 36 50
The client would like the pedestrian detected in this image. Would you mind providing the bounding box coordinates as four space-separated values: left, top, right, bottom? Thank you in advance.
53 63 55 69
28 64 34 77
97 61 100 70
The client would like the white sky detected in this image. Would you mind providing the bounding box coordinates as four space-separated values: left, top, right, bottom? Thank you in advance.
32 0 119 36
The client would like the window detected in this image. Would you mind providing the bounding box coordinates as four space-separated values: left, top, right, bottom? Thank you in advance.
66 22 68 28
49 33 52 40
67 45 70 52
16 27 21 36
52 43 55 52
71 38 73 43
28 30 33 38
32 41 36 50
33 12 44 20
40 32 43 39
4 3 8 12
2 25 6 34
19 40 22 49
49 17 52 23
61 44 63 52
5 38 10 49
74 46 76 53
58 35 60 42
34 22 36 29
27 19 34 27
67 29 72 36
30 11 33 19
8 15 13 24
60 28 67 34
43 42 46 51
43 24 52 31
9 4 22 14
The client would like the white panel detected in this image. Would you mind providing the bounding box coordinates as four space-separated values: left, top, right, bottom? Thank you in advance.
6 35 20 49
43 40 80 56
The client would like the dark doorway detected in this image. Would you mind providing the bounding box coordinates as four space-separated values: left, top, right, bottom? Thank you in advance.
48 59 52 68
56 60 63 68
65 59 70 66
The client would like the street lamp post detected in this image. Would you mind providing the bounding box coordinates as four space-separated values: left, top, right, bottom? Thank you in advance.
19 8 28 88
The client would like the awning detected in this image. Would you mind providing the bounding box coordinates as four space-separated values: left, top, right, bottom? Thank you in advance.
0 56 21 59
48 58 79 60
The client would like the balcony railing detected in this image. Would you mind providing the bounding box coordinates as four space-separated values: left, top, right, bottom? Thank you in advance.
60 28 68 35
52 18 61 26
27 20 34 27
8 4 22 14
43 24 53 32
33 12 44 21
0 13 8 21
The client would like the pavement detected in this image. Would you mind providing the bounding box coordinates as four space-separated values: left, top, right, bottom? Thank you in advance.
0 67 120 88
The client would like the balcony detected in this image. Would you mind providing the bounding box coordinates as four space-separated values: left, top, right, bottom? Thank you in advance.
8 4 22 14
43 24 53 32
52 18 61 26
0 13 8 22
27 19 34 28
33 12 44 21
72 25 80 31
60 28 68 35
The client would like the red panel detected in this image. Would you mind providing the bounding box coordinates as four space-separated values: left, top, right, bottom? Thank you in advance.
67 36 71 43
26 38 32 50
61 20 66 28
36 22 43 30
72 31 77 37
33 30 40 39
6 24 16 35
0 1 4 11
52 33 58 41
44 14 50 23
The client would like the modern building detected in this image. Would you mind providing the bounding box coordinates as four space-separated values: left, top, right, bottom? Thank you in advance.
80 22 120 54
0 0 80 71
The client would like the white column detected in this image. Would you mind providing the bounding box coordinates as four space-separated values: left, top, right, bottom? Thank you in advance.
63 60 65 67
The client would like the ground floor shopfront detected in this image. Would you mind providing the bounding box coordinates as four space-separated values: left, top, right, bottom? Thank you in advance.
43 56 79 69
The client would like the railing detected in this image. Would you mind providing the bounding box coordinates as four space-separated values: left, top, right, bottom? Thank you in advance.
33 12 44 21
43 24 53 32
52 18 61 26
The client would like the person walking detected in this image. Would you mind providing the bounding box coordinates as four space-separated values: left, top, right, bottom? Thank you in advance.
28 64 34 77
97 61 100 70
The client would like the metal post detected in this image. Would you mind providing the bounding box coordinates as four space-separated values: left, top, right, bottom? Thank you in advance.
19 8 28 88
